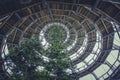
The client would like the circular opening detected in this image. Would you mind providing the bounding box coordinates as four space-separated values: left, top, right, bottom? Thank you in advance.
39 22 69 49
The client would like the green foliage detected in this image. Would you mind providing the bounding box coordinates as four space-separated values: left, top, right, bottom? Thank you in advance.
6 26 76 80
45 25 66 44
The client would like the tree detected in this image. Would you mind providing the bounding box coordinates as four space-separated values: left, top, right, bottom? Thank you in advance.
6 25 76 80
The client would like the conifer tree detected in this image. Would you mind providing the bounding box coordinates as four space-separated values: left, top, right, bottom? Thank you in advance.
6 26 75 80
